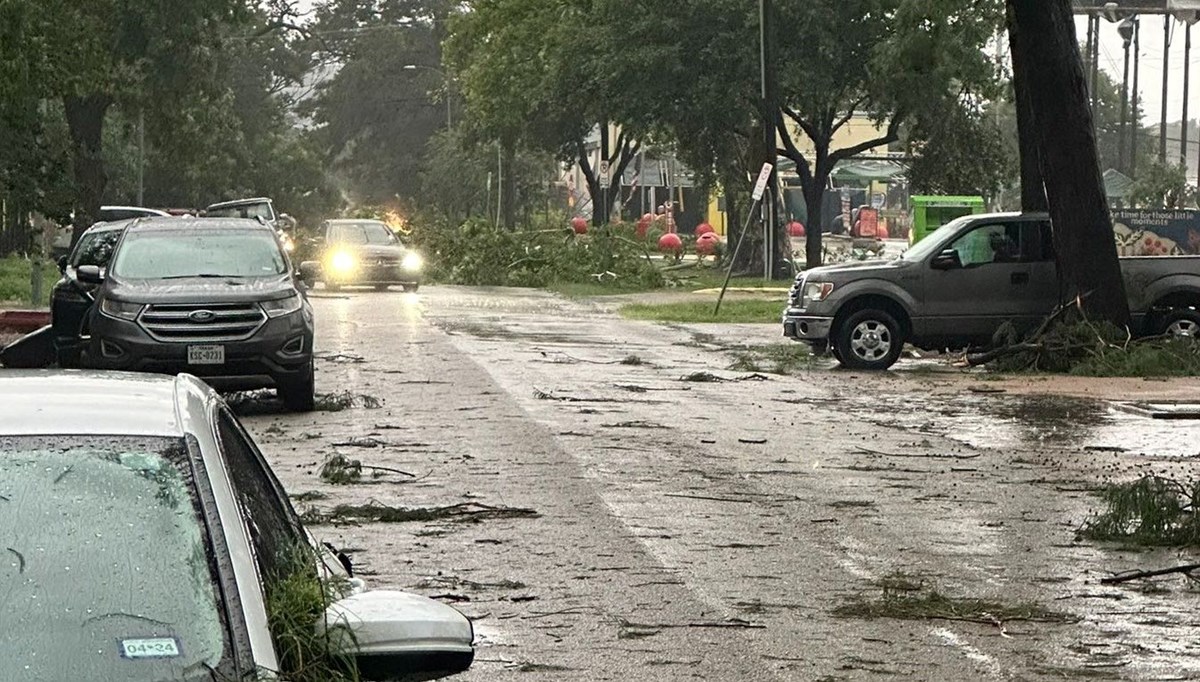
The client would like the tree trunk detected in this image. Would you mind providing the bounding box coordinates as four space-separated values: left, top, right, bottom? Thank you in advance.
1006 3 1048 213
801 179 826 268
500 138 516 229
1010 0 1131 327
64 94 112 246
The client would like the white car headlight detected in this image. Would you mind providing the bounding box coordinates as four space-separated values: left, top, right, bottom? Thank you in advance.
803 281 835 304
402 252 424 272
262 293 303 318
99 297 143 321
329 251 356 274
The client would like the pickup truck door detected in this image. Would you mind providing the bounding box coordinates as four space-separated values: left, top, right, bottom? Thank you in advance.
920 220 1049 341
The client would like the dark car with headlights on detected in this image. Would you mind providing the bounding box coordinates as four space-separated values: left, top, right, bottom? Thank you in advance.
50 219 135 368
80 218 316 411
301 219 423 292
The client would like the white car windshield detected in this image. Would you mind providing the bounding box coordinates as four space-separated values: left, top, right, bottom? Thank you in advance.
0 436 233 680
112 229 288 279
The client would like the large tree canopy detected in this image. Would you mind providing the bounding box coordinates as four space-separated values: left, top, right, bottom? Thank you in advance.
588 0 1005 268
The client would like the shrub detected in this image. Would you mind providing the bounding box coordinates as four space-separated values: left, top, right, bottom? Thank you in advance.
408 217 664 289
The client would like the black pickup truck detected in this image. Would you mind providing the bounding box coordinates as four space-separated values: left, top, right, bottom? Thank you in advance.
783 212 1200 370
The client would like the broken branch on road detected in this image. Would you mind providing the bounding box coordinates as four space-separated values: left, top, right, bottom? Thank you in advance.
301 501 539 526
1100 563 1200 585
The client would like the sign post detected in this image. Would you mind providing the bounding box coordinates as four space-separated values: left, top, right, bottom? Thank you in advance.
715 163 775 315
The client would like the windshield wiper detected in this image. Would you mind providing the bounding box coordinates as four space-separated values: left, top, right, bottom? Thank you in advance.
159 274 247 280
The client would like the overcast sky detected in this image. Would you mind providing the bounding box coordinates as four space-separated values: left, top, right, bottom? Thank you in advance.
1078 15 1200 127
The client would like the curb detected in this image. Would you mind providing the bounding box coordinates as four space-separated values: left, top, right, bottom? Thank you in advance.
0 310 51 334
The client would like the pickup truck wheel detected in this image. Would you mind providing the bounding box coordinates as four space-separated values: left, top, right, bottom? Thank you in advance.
834 309 904 370
279 359 316 412
402 283 419 293
1162 309 1200 338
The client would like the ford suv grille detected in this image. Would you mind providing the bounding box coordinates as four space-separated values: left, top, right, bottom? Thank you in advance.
138 303 267 342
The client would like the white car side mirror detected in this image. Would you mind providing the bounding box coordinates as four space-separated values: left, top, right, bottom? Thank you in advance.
318 590 474 681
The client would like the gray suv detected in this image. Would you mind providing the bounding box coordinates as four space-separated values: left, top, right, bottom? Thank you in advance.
80 218 316 410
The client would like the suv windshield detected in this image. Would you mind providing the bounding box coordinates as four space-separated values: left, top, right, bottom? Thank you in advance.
0 436 234 681
111 229 288 279
206 202 275 221
328 222 398 246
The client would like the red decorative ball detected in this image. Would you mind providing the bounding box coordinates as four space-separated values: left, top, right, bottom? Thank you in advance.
571 217 588 234
658 233 683 253
787 221 805 237
695 232 720 255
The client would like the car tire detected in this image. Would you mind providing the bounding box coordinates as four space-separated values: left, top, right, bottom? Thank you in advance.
374 284 390 291
279 359 316 412
1160 309 1200 339
402 283 419 293
834 308 904 371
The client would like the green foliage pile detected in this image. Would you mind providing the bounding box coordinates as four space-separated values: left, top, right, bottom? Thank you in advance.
1079 476 1200 547
833 572 1068 623
265 545 358 682
410 218 665 289
986 318 1200 377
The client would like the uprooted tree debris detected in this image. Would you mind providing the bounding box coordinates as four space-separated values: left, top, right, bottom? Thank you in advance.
300 501 540 526
1078 475 1200 547
319 454 415 485
833 572 1073 629
967 300 1200 376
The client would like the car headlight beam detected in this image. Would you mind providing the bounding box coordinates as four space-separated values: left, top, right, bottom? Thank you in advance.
402 252 424 272
329 251 356 275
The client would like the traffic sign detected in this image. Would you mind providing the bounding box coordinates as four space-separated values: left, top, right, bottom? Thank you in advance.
752 163 773 201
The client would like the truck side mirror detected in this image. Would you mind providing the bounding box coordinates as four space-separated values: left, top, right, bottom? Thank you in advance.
930 249 961 271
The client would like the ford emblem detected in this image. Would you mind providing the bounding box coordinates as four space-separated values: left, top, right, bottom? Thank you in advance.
189 310 217 323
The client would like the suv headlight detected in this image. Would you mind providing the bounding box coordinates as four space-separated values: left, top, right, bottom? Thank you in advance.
99 298 143 321
402 252 423 272
802 281 835 305
262 293 303 318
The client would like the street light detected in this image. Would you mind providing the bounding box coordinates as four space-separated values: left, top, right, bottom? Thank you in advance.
402 64 452 129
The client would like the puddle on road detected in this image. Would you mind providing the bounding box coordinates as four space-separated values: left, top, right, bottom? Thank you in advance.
855 393 1200 458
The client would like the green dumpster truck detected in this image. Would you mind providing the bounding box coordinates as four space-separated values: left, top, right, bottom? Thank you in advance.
909 195 985 245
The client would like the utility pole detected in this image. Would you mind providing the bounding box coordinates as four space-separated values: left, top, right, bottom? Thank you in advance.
137 108 145 206
760 0 778 279
1119 18 1134 174
1131 18 1141 177
1161 15 1172 164
1185 23 1193 165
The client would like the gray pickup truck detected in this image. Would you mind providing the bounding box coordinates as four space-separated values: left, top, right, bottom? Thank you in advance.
782 212 1200 370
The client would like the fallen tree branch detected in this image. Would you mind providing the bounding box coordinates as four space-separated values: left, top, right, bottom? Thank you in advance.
1100 563 1200 585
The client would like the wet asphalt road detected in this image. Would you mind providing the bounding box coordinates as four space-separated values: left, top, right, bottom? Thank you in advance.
241 285 1200 681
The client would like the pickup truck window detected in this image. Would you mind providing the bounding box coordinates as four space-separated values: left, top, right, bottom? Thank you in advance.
947 222 1051 266
328 222 399 246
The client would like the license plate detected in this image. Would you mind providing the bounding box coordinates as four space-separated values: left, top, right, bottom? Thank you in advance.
188 345 225 365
